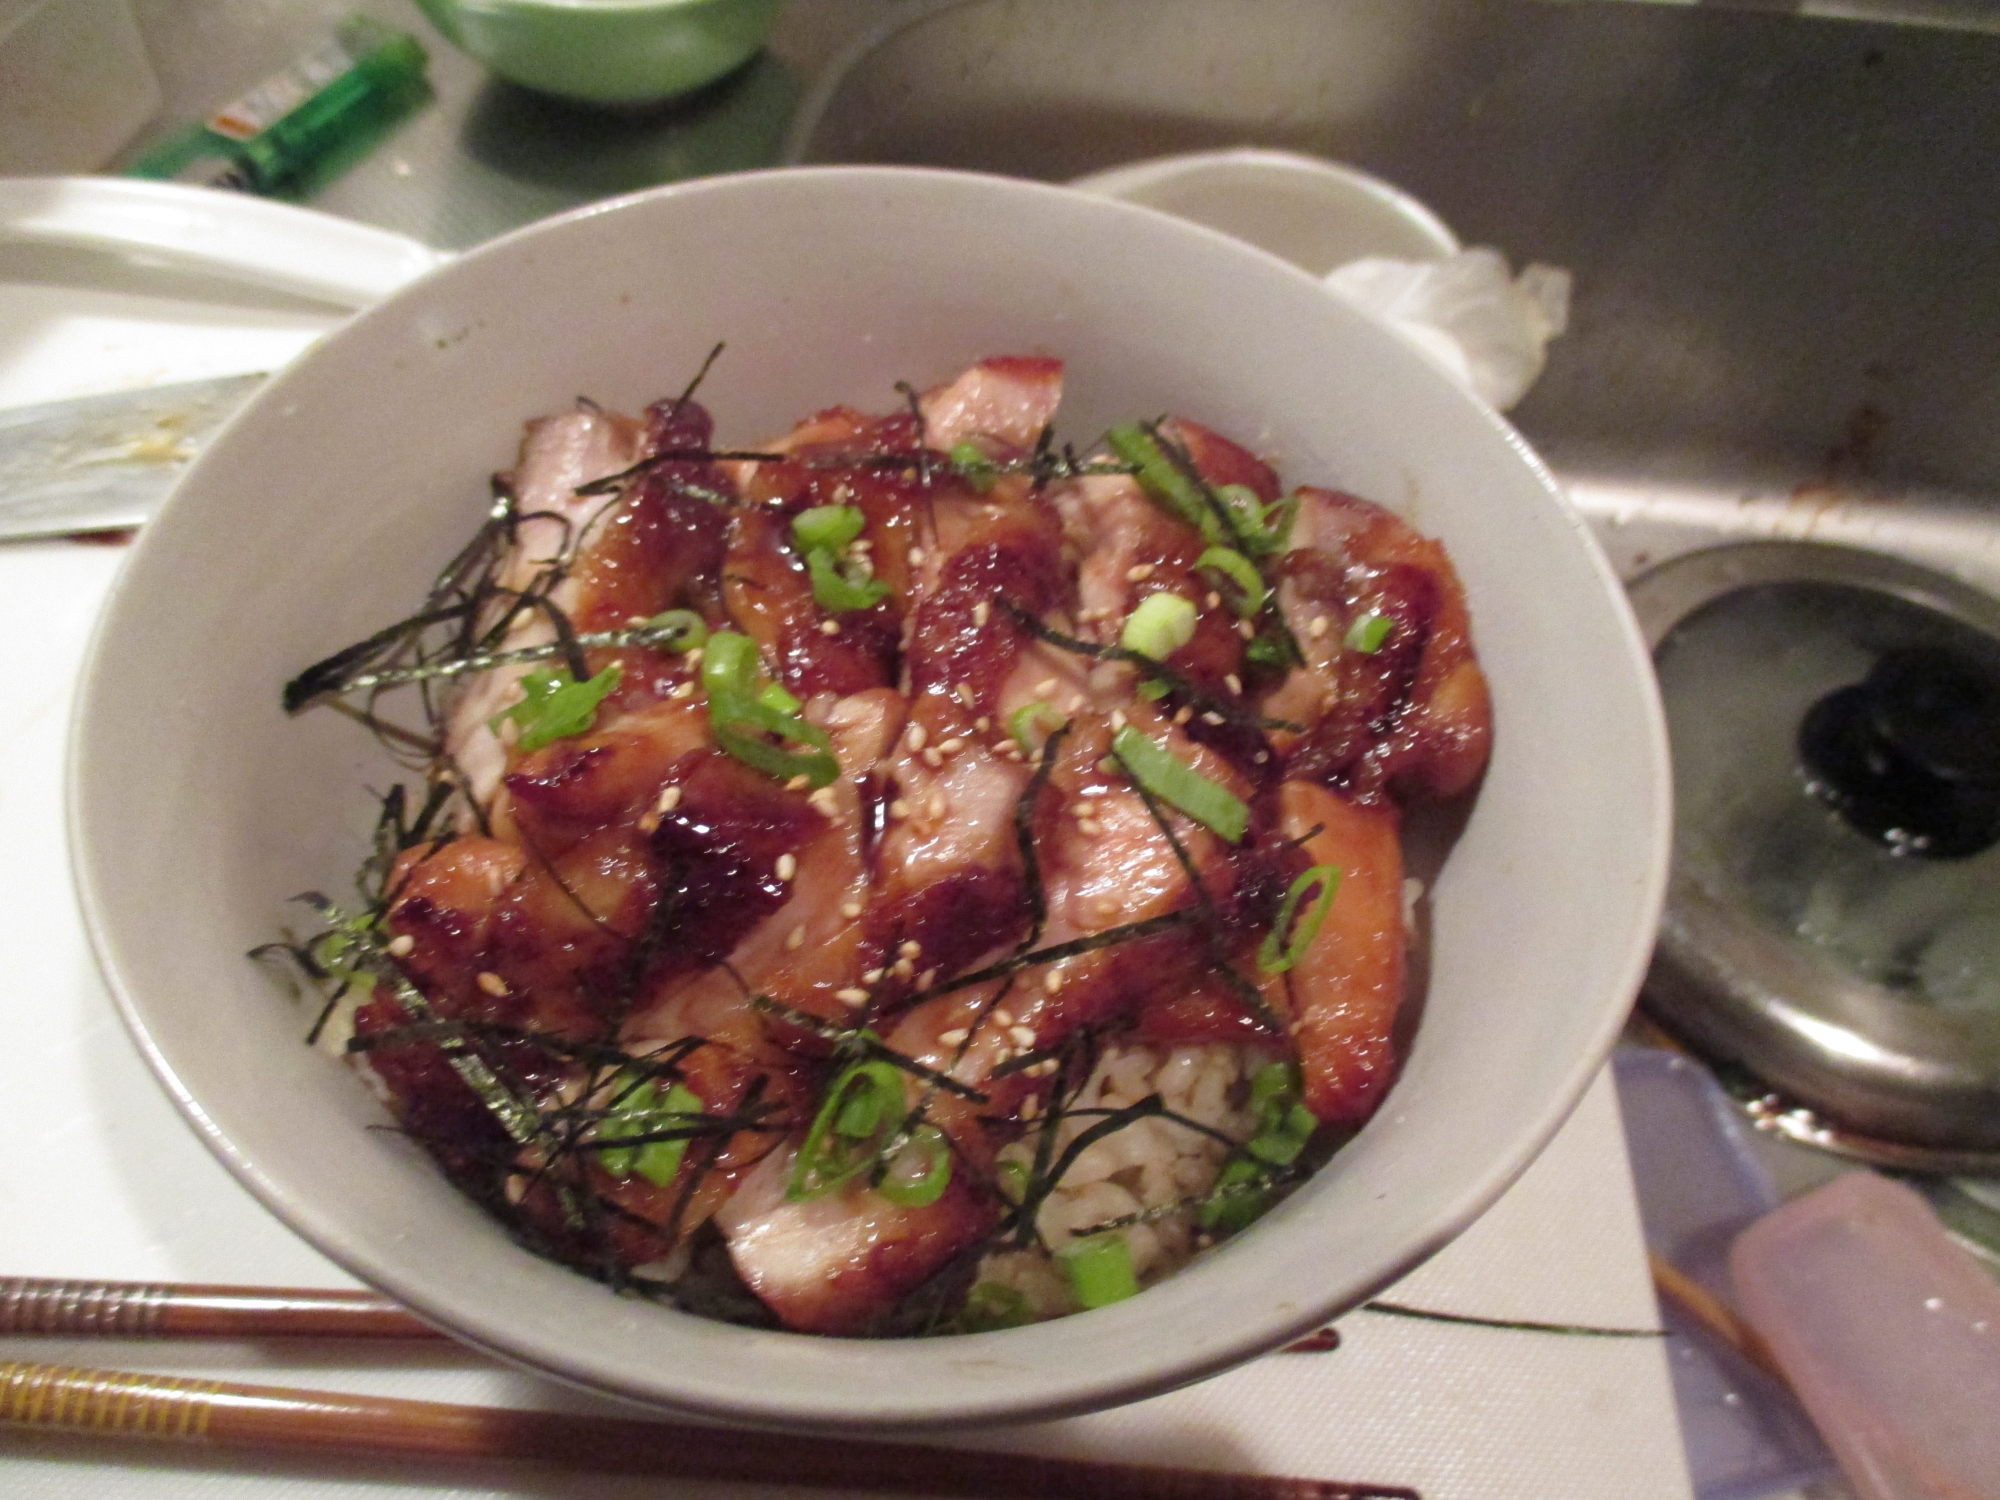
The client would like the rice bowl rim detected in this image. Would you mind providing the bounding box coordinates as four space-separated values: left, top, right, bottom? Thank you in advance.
68 165 1671 1429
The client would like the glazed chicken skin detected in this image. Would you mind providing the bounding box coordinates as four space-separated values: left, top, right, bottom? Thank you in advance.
327 356 1491 1336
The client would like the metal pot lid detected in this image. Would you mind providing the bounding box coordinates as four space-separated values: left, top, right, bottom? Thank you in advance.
1631 541 2000 1161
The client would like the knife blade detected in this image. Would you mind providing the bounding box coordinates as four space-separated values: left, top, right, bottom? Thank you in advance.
0 372 266 540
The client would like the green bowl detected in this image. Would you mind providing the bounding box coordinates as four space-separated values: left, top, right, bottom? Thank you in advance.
414 0 785 106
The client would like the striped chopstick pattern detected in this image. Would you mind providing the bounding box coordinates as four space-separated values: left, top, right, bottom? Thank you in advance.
0 1277 435 1340
0 1359 1421 1499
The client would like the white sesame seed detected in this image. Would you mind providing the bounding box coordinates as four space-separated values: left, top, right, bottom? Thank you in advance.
1237 619 1256 641
1205 591 1222 610
1042 970 1064 994
775 853 797 882
1174 705 1193 725
684 647 704 668
1035 678 1057 698
833 483 853 502
898 939 922 959
956 681 977 706
972 601 991 627
820 619 842 636
1254 750 1269 764
938 737 964 755
1225 673 1243 696
785 774 810 791
917 967 937 988
809 786 839 815
1009 1025 1037 1047
1035 1058 1061 1077
841 900 864 919
994 1009 1015 1027
905 724 927 752
387 933 415 958
890 797 912 819
1126 563 1155 582
1203 711 1226 726
504 1175 528 1205
476 971 509 997
835 988 869 1007
926 791 946 820
671 681 697 700
863 967 884 984
908 546 926 565
786 925 805 950
657 785 682 814
892 957 915 979
1109 709 1127 732
939 1028 969 1047
922 746 945 768
637 812 661 834
1065 695 1085 714
974 716 991 734
1020 1095 1042 1121
1309 615 1330 639
1077 817 1102 837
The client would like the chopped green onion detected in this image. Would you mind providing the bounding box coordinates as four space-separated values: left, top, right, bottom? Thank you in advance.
788 1058 907 1201
806 547 891 613
1215 484 1297 558
1105 423 1226 546
1199 1156 1275 1233
792 504 866 553
958 1281 1033 1332
490 663 623 752
703 629 759 698
703 631 839 787
948 440 999 494
1111 726 1249 843
759 680 802 716
1058 1233 1141 1309
596 1078 704 1187
642 609 707 653
1243 1062 1317 1167
1258 864 1341 974
1196 545 1267 617
1010 700 1069 756
1244 620 1302 672
1136 678 1172 701
1119 591 1198 660
995 1156 1031 1202
1345 611 1393 653
876 1123 953 1207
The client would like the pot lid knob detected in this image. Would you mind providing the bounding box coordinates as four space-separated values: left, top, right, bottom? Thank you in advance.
1799 646 2000 860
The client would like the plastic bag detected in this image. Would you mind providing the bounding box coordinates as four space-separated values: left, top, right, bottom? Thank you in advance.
1326 248 1571 411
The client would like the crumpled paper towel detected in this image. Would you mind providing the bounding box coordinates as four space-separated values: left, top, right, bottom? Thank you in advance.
1326 248 1571 411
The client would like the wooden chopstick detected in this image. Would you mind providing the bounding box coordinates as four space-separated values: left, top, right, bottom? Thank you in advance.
2 1277 437 1340
0 1360 1416 1500
2 1275 1341 1352
1646 1253 1788 1386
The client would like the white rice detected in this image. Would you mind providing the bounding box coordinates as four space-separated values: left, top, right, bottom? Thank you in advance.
978 1040 1281 1320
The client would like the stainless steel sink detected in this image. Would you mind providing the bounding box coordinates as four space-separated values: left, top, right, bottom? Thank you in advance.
786 0 2000 1219
785 0 2000 593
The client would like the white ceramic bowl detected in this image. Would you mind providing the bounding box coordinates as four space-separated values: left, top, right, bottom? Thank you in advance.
70 166 1668 1431
1069 148 1460 276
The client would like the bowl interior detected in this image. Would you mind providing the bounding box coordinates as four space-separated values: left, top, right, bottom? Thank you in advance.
70 166 1668 1429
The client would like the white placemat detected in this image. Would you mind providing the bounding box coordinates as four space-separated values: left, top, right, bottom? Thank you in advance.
0 205 1694 1500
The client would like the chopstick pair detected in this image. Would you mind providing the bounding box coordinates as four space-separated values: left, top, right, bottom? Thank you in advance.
0 1276 1409 1500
